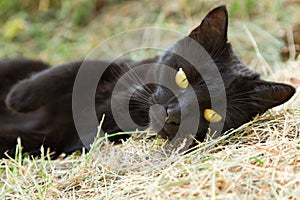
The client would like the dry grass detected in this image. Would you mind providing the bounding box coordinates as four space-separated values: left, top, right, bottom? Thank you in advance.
1 107 300 199
1 0 300 199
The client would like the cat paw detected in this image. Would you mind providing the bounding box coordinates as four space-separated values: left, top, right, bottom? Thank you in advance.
5 82 39 113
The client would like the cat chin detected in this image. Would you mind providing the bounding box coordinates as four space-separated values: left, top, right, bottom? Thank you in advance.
153 128 176 140
149 113 178 140
157 131 172 139
149 114 175 139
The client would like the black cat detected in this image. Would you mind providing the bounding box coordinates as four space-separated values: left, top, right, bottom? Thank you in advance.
0 6 295 158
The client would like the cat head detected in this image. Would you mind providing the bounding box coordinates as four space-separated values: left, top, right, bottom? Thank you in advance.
147 6 295 141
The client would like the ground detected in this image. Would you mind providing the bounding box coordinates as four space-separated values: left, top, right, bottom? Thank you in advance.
1 0 300 199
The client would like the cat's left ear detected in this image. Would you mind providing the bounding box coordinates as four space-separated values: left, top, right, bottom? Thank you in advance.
254 81 295 111
188 6 228 54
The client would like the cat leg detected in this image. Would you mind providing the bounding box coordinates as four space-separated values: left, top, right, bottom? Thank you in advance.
0 58 50 86
6 60 83 113
0 58 50 93
0 58 50 110
6 60 125 113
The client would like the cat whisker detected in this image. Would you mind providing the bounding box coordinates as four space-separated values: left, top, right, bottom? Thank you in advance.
113 88 151 105
131 96 151 105
123 62 154 95
110 63 155 101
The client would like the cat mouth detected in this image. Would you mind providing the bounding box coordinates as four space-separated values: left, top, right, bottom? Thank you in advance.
149 114 179 139
163 123 179 133
148 104 181 139
161 123 179 139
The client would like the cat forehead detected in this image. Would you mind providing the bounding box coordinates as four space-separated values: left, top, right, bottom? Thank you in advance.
158 46 215 68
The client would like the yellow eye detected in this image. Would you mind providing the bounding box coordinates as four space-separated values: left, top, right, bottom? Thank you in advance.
175 68 189 89
204 109 222 123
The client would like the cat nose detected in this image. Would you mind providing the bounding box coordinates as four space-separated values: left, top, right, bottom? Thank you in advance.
165 108 180 125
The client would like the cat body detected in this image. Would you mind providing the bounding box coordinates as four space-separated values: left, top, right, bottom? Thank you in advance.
1 57 159 157
0 6 295 158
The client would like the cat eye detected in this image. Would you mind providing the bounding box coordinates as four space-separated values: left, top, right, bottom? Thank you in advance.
204 109 222 123
175 68 189 89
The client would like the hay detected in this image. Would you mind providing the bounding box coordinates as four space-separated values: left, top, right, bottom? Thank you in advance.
1 109 299 199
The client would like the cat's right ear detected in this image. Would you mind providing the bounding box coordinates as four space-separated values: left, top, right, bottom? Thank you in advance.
254 81 296 112
188 6 228 55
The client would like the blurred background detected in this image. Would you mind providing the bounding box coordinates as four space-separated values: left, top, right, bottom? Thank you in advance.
1 0 300 81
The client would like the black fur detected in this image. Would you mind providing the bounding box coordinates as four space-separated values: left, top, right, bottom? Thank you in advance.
0 6 295 158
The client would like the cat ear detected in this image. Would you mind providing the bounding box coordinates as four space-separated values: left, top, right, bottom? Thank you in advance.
254 81 295 111
188 6 228 54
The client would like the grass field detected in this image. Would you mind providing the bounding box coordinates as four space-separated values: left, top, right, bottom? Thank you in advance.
1 0 300 199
